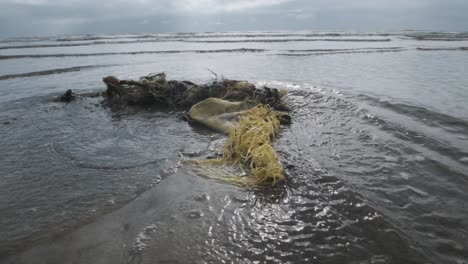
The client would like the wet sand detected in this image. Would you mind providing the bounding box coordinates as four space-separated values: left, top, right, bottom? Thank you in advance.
3 169 245 264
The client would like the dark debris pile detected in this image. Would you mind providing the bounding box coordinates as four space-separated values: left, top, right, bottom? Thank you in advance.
100 73 289 111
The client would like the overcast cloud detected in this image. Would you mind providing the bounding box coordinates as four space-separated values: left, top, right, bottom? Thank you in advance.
0 0 467 37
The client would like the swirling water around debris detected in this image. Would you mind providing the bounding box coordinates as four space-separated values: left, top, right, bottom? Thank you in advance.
0 31 468 264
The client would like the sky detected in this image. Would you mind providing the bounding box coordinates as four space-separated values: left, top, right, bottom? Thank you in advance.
0 0 467 37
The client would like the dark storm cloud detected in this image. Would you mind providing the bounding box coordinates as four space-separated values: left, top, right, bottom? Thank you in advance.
0 0 467 37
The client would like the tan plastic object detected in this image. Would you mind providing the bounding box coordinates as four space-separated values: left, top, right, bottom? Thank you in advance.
187 98 257 133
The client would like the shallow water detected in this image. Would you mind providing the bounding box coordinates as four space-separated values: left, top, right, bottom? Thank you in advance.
0 31 468 264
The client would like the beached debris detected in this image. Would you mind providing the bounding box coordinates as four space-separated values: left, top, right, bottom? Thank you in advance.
59 89 77 102
55 88 102 104
99 72 291 187
188 104 288 187
96 73 291 187
186 98 257 133
101 73 289 111
187 97 291 133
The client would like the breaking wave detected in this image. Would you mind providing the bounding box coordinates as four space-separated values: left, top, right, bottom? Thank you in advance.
0 32 396 44
276 48 406 56
403 32 468 41
0 65 114 80
416 47 468 51
0 48 266 60
0 40 178 50
286 47 404 52
0 38 392 50
55 32 395 41
186 38 392 43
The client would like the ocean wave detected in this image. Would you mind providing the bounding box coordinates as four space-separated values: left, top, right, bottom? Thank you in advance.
3 31 468 45
186 38 392 43
0 65 113 80
357 94 468 134
0 33 396 45
404 32 468 41
0 37 52 44
0 39 178 50
416 47 468 51
286 47 404 52
51 33 395 41
413 38 468 41
0 48 266 60
57 32 394 41
356 94 468 165
359 109 468 166
160 33 394 39
55 35 152 42
275 49 406 56
0 38 395 50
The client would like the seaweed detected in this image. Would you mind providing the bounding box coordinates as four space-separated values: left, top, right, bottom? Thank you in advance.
101 73 289 111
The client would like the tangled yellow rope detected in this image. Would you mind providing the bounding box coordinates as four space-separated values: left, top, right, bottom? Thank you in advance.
191 104 285 188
